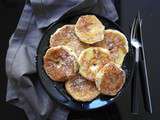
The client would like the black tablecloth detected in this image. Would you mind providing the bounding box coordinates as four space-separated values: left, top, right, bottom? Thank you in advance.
0 0 160 120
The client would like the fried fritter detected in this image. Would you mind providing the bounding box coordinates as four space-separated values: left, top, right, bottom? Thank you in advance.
43 46 78 81
65 75 100 102
78 47 112 81
104 29 129 65
95 62 126 96
75 15 105 44
50 25 89 57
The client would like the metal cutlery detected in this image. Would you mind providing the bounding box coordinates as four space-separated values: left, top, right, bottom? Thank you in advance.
130 13 152 114
131 17 141 114
138 13 152 114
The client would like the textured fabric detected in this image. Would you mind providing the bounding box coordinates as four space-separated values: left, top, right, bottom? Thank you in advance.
5 0 118 120
30 0 118 28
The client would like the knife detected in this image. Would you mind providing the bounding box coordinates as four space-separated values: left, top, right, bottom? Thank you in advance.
137 12 152 114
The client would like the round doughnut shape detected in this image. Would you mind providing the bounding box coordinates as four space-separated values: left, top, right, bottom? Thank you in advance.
104 29 129 65
50 25 89 57
43 46 78 82
75 15 105 44
95 62 126 96
65 75 100 102
78 47 112 81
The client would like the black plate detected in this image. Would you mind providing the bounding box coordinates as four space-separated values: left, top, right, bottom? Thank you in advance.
36 14 134 111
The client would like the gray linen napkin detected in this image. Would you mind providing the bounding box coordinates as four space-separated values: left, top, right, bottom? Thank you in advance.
5 0 118 120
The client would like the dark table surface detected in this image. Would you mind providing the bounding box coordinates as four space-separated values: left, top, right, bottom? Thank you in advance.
0 0 160 120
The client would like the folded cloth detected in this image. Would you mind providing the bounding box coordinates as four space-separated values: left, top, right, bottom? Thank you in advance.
5 0 118 120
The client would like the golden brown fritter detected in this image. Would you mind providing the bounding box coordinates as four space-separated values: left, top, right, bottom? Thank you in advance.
65 75 100 102
75 15 105 44
50 25 89 57
95 62 126 96
43 46 78 82
104 29 129 65
78 47 112 81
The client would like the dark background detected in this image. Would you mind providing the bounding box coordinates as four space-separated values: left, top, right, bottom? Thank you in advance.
0 0 160 120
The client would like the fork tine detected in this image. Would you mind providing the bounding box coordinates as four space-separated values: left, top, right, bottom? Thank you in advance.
131 18 136 39
132 15 139 39
131 14 138 39
138 11 141 23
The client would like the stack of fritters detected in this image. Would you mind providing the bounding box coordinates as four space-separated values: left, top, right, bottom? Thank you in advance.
43 15 128 102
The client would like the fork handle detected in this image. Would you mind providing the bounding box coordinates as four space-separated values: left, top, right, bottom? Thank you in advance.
139 60 152 114
131 61 140 114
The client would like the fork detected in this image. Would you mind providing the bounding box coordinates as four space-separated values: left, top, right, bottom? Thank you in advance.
130 17 142 114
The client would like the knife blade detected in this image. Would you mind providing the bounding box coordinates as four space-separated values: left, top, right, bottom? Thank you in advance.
137 12 152 114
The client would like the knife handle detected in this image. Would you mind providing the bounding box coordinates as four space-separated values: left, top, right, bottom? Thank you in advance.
131 61 140 114
139 60 152 114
